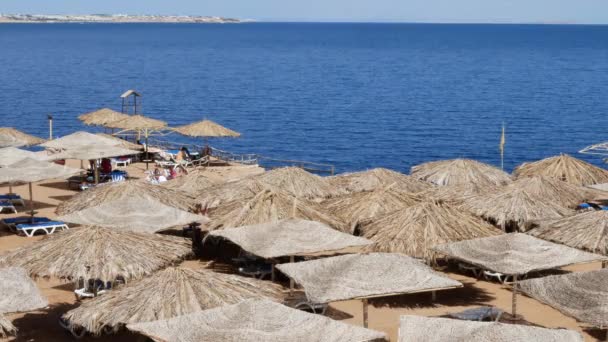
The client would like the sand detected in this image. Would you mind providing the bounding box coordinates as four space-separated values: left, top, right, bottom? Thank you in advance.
0 160 604 341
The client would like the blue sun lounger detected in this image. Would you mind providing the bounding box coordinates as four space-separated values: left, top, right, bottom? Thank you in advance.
15 220 68 237
1 217 51 232
0 194 25 206
0 200 17 214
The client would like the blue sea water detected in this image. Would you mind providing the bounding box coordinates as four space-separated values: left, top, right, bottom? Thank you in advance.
0 23 607 174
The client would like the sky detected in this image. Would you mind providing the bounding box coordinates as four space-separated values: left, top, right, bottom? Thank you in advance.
2 0 608 24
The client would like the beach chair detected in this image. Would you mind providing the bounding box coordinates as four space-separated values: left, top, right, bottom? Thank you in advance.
0 194 25 206
458 263 482 278
482 270 512 284
448 306 503 322
286 292 328 315
110 172 126 183
111 157 131 168
0 200 17 214
15 220 68 237
1 216 51 232
238 263 273 280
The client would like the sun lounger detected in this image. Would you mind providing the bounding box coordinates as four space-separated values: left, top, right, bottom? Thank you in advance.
15 220 68 237
458 263 482 278
448 306 503 322
0 200 17 214
483 270 512 284
1 216 51 232
0 194 25 206
286 292 328 315
238 263 273 280
111 157 131 168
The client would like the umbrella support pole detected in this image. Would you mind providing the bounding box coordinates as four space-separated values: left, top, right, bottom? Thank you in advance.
431 291 436 302
8 184 13 195
28 182 35 218
271 264 275 282
289 255 295 292
94 161 99 185
511 275 518 318
362 299 369 328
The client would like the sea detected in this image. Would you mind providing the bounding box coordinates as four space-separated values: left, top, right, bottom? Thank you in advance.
0 23 607 174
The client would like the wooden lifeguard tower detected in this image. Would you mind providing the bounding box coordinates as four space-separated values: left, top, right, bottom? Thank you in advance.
120 89 142 114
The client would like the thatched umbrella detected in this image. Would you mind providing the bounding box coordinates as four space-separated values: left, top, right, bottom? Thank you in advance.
324 185 422 231
195 178 268 209
360 200 502 259
62 267 285 336
518 269 608 330
0 147 49 166
256 167 338 199
460 187 574 232
398 315 583 341
56 180 196 215
78 108 130 127
40 131 127 151
528 210 608 255
277 253 462 328
420 182 495 204
433 233 606 316
411 158 512 187
507 176 606 209
57 196 207 234
208 188 348 232
105 115 167 131
0 267 48 338
326 168 431 194
0 127 45 148
173 119 240 138
162 168 220 194
0 227 191 284
95 133 143 150
127 299 387 342
514 154 608 186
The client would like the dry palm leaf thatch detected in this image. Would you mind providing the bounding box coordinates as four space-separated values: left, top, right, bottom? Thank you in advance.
0 147 50 166
326 168 431 194
420 182 496 204
0 158 82 185
172 119 240 137
507 176 607 209
208 188 348 232
104 115 167 130
0 127 45 148
360 200 501 259
0 314 16 339
514 153 608 186
433 233 606 276
324 185 422 230
518 269 608 328
207 219 371 259
162 168 221 194
127 299 387 342
78 108 131 127
45 144 140 161
277 253 462 303
0 267 48 314
398 315 583 342
95 133 143 150
256 167 338 199
411 158 512 187
62 267 285 336
528 210 608 255
40 131 124 150
56 180 196 216
195 177 268 209
0 227 191 284
460 188 574 231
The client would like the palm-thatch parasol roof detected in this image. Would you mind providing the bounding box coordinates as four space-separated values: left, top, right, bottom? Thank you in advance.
518 269 608 328
40 131 125 151
127 299 387 342
0 147 49 166
0 314 16 339
78 108 131 127
95 133 143 150
398 315 582 341
207 219 371 259
173 119 240 137
460 188 574 231
105 115 167 130
195 178 268 209
62 267 285 335
433 233 606 276
57 196 207 234
0 227 191 284
0 158 81 185
528 210 608 255
514 154 608 186
326 168 431 194
324 185 422 230
276 253 462 303
208 188 348 232
0 127 45 148
411 158 512 187
256 167 338 199
162 169 220 194
420 182 495 204
506 176 607 209
56 180 196 216
45 144 140 161
360 200 502 259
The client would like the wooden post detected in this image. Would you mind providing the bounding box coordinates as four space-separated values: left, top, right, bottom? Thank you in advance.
289 255 295 291
48 114 53 140
431 291 437 302
511 274 518 318
362 298 369 328
144 128 150 170
28 182 34 217
93 161 99 184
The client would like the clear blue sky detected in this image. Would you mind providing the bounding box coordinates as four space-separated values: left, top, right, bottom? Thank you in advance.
2 0 608 24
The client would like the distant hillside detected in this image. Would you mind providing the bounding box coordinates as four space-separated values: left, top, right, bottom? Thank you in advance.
0 14 246 23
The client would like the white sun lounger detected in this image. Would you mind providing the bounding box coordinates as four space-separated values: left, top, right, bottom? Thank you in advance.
0 200 17 214
15 221 69 237
0 194 26 206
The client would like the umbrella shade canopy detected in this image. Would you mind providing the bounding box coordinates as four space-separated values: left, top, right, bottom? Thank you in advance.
95 133 143 150
62 267 285 335
398 315 582 342
78 108 131 127
276 253 462 303
433 233 606 276
57 196 207 234
162 169 220 194
518 269 608 328
411 158 512 187
460 188 574 231
173 119 240 137
0 267 48 315
360 201 502 259
507 176 606 209
420 182 495 204
0 127 45 148
56 180 196 216
0 227 191 283
255 167 338 199
0 314 16 339
0 147 49 166
207 219 371 259
195 178 268 209
40 131 125 151
326 168 431 194
127 299 387 342
0 158 81 185
105 114 167 130
208 188 348 233
45 144 140 161
514 154 608 186
528 210 608 255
